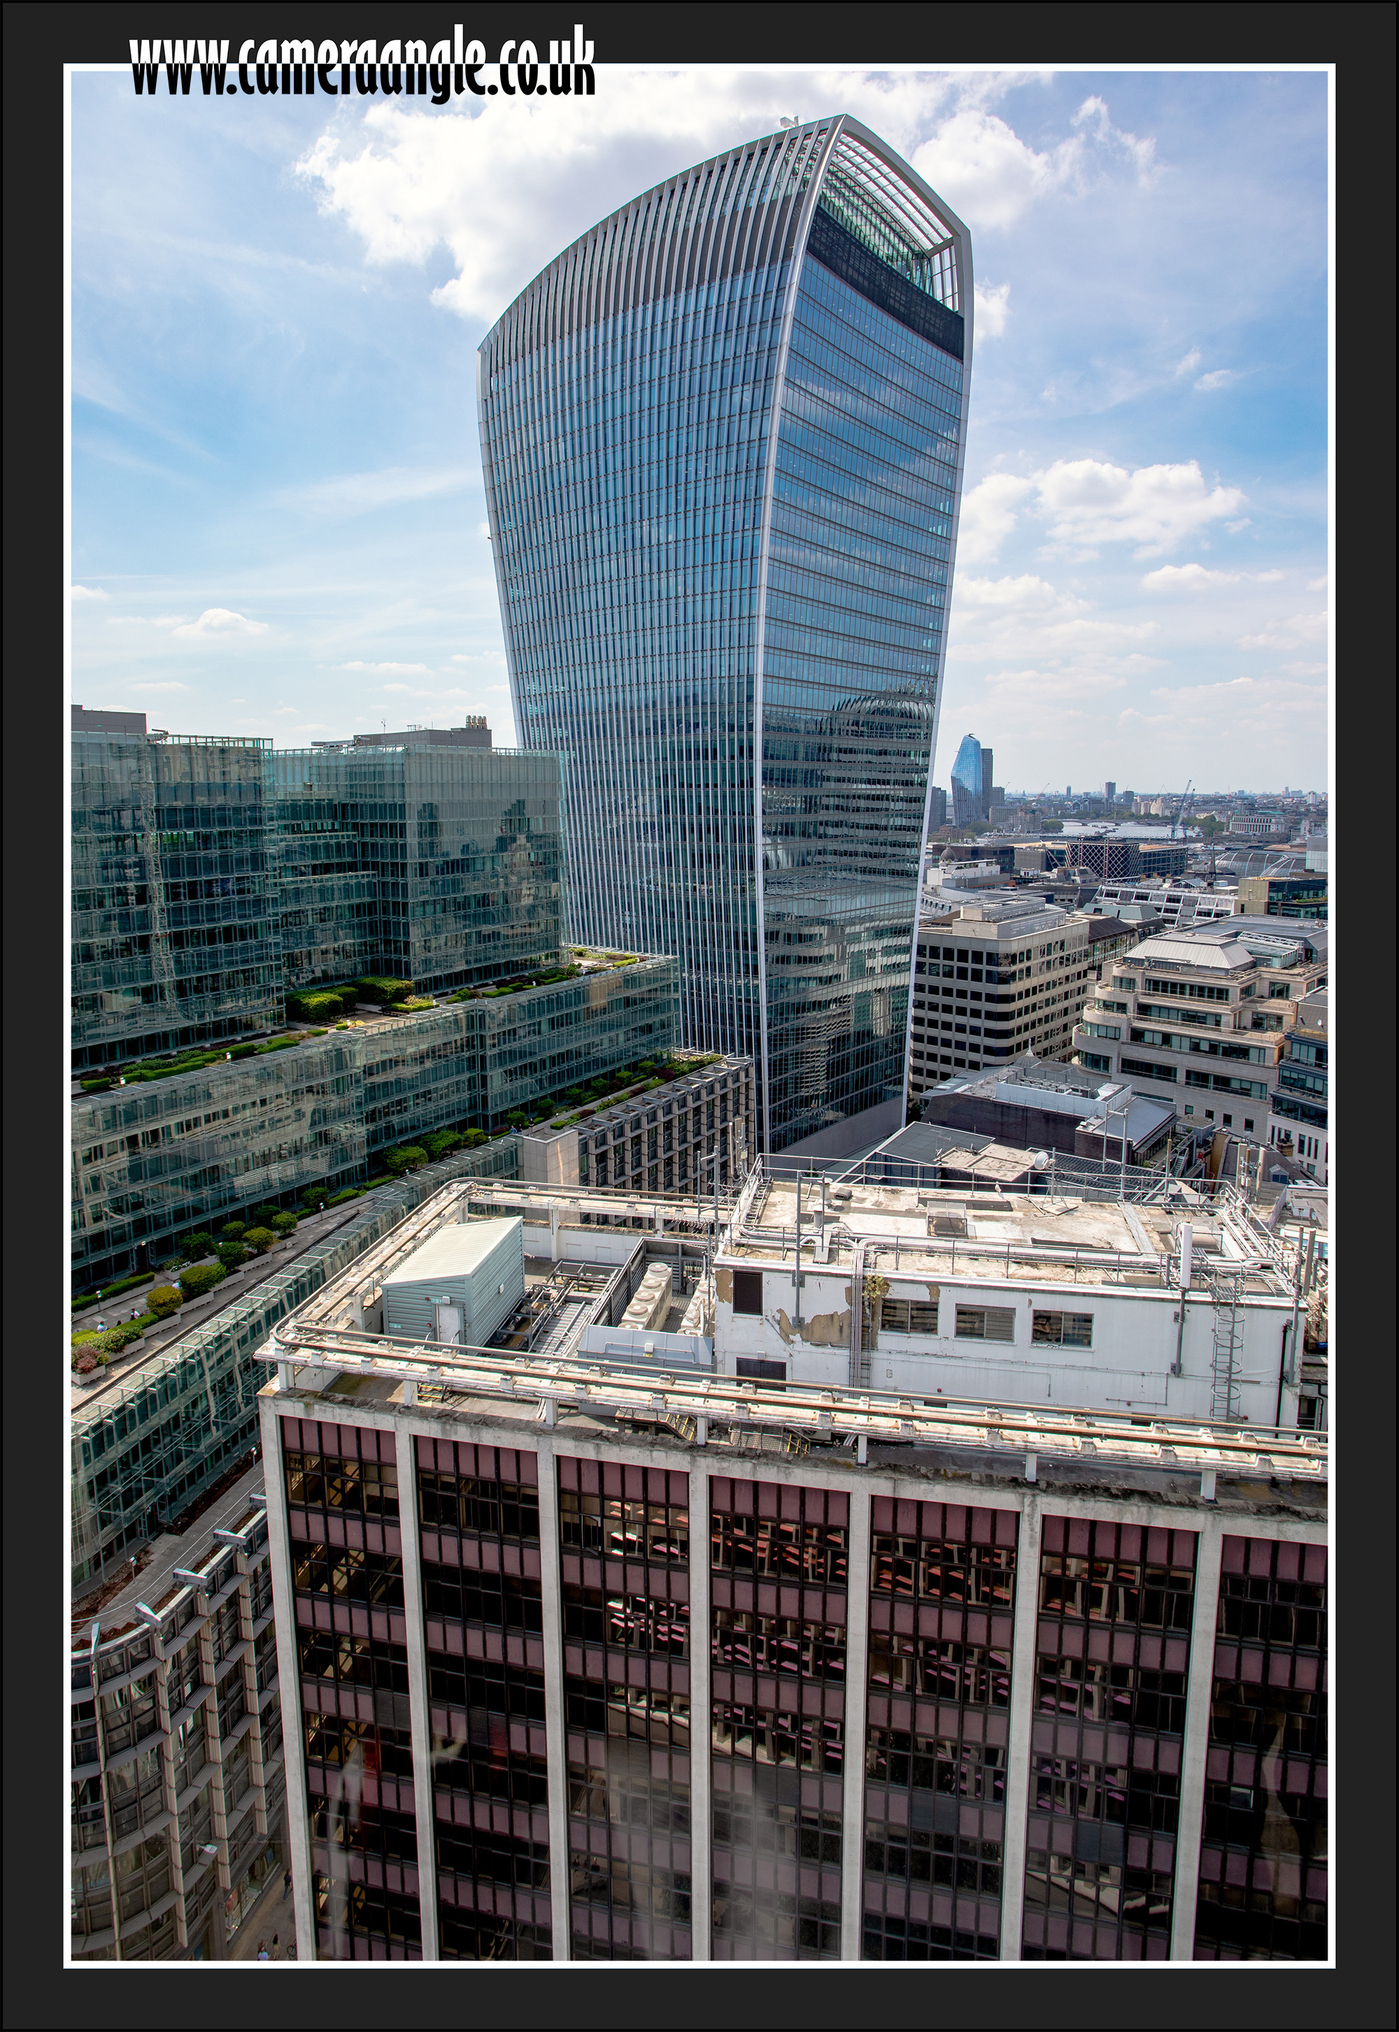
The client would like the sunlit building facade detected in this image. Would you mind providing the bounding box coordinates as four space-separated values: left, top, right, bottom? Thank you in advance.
950 734 986 829
479 117 973 1150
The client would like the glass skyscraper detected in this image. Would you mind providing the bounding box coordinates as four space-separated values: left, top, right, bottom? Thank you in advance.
950 733 985 829
479 117 973 1150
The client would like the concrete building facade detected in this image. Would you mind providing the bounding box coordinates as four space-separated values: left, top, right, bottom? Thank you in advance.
1072 924 1327 1139
908 897 1096 1105
71 1489 288 1962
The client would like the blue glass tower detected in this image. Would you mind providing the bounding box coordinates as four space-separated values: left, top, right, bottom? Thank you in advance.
950 733 985 829
479 117 972 1150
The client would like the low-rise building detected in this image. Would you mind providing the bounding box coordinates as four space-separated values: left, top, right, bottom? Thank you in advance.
520 1055 756 1199
1071 921 1327 1138
920 1058 1176 1169
908 897 1097 1103
1092 880 1239 930
1236 873 1328 922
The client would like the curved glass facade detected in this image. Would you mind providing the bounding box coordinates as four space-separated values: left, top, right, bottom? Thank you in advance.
950 734 985 830
479 118 972 1148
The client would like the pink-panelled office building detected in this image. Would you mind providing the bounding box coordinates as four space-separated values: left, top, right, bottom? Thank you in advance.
257 1189 1326 1966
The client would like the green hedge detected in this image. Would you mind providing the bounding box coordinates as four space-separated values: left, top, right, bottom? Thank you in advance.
72 1271 154 1312
179 1262 228 1301
354 976 413 1005
72 1318 147 1357
146 1285 183 1320
287 984 360 1022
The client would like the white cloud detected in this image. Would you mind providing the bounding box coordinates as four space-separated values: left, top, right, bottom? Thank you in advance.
281 465 474 519
297 77 1157 324
1174 349 1202 378
973 281 1010 339
172 608 269 638
1283 661 1327 676
153 615 189 627
1032 457 1246 557
953 572 1159 662
912 92 1155 233
450 651 504 666
382 683 473 699
1194 368 1234 391
956 473 1033 564
1237 612 1327 651
70 584 109 602
1140 564 1284 592
339 660 432 675
1306 575 1328 591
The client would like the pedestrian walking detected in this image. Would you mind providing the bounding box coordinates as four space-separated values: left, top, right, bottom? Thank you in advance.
256 1940 270 1961
271 1933 280 1959
283 1867 292 1897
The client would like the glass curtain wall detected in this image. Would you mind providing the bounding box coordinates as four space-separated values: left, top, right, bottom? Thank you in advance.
72 732 280 1070
480 117 971 1150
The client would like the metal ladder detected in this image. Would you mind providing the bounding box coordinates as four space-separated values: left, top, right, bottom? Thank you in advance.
1205 1267 1245 1420
849 1241 867 1390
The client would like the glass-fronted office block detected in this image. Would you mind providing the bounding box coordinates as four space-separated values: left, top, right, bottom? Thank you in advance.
71 958 676 1285
480 117 972 1150
950 736 985 830
72 1035 367 1283
72 730 281 1070
271 745 564 994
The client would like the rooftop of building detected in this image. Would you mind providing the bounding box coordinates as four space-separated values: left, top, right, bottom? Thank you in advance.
257 1175 1322 1507
1121 920 1327 974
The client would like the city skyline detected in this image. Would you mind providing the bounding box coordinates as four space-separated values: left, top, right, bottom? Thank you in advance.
68 67 1329 791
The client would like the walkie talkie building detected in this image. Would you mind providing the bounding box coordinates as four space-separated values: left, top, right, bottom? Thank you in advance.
479 117 973 1151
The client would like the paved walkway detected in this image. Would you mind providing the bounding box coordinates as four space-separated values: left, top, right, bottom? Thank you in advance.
227 1873 298 1963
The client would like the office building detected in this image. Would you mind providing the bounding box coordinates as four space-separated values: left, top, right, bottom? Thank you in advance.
907 896 1096 1104
72 713 281 1072
1267 992 1328 1183
950 736 985 829
1103 781 1116 804
919 1059 1176 1169
479 117 974 1152
73 716 566 1071
1228 810 1288 840
272 738 562 996
71 1146 521 1593
1236 874 1328 923
980 749 995 822
255 1174 1326 1963
927 787 948 832
1085 914 1147 984
1072 922 1327 1135
72 953 679 1288
1093 881 1238 931
520 1055 756 1199
71 1484 288 1961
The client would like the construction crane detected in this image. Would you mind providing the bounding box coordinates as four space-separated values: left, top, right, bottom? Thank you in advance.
1169 779 1194 840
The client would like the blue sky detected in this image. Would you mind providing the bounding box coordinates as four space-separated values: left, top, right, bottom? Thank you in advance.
69 65 1329 792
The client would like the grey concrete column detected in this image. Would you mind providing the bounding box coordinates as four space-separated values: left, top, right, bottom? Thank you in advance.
997 1491 1042 1961
687 1461 712 1961
258 1390 316 1964
534 1437 571 1960
1170 1511 1224 1961
839 1482 872 1962
394 1423 439 1961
